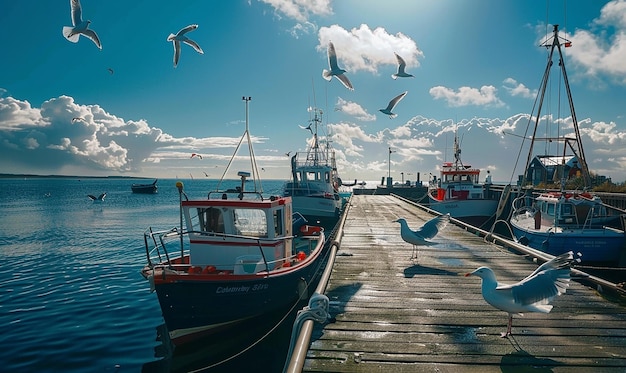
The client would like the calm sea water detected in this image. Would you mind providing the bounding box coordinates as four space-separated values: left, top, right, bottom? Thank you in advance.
0 177 295 372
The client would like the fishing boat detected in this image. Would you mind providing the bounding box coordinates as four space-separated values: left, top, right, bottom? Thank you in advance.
131 179 158 194
427 132 499 228
140 98 327 346
508 25 625 264
283 107 344 221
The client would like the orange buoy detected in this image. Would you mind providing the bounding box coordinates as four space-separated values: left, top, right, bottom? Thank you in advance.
296 251 306 261
202 265 217 274
187 266 202 274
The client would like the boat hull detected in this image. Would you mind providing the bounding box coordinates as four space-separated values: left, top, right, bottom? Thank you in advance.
427 197 498 227
131 185 157 194
510 219 625 263
291 195 341 219
148 244 328 345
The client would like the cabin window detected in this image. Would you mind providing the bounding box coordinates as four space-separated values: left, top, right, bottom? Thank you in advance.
273 210 283 237
306 171 318 181
547 203 555 216
195 207 224 233
560 204 572 216
234 209 267 237
325 171 330 183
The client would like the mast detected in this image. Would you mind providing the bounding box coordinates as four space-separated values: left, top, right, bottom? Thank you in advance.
216 96 263 194
523 24 591 188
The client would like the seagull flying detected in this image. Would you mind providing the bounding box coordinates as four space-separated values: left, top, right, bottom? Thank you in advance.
107 67 114 75
394 213 450 259
465 251 580 337
299 123 313 134
88 192 106 202
71 117 84 123
62 0 102 50
379 91 408 119
322 42 354 91
391 53 414 79
190 153 202 159
167 24 204 68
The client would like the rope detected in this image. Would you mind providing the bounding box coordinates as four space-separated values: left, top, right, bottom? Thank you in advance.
282 293 330 373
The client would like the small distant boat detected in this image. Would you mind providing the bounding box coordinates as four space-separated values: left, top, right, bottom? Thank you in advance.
140 98 328 346
508 25 625 264
283 107 345 220
427 132 498 228
131 179 158 194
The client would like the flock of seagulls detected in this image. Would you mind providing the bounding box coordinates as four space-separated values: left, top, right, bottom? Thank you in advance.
323 42 413 119
62 0 203 68
394 214 580 338
61 2 583 340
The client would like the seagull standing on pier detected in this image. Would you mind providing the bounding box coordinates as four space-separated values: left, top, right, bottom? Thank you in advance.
465 251 580 337
322 42 354 91
394 213 450 260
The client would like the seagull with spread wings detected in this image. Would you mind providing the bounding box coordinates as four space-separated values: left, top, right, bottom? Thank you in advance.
62 0 102 49
322 42 354 91
391 52 414 79
394 213 450 259
465 251 580 337
167 24 204 68
379 91 408 119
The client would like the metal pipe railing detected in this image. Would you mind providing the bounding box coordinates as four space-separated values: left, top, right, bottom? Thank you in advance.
284 195 352 373
392 193 625 296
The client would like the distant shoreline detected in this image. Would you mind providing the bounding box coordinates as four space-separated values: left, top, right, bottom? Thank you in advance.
0 173 150 180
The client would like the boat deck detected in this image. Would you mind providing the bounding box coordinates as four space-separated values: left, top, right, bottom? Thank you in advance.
302 195 626 372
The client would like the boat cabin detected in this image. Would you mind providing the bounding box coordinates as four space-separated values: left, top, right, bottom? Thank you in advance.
535 192 608 228
182 195 294 273
432 162 485 201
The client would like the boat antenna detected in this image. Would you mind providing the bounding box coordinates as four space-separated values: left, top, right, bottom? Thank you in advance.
216 96 263 194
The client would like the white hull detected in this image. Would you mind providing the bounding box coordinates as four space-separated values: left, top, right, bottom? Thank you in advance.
428 197 498 226
292 195 341 218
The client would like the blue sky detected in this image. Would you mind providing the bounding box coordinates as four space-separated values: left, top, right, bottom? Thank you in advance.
1 0 626 184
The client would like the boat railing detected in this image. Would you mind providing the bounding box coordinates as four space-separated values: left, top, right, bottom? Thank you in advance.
143 226 318 273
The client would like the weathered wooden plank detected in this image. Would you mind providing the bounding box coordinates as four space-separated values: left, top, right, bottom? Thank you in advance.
303 195 626 372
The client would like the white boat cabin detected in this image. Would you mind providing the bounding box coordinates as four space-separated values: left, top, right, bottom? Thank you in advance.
432 162 485 201
181 195 294 273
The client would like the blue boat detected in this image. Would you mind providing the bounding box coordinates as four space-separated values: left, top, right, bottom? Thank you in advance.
508 25 625 264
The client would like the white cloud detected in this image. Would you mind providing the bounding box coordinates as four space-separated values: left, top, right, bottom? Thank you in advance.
335 97 376 121
258 0 333 37
429 85 505 107
502 78 537 98
259 0 332 23
0 93 265 175
555 0 626 84
317 24 423 74
0 96 43 129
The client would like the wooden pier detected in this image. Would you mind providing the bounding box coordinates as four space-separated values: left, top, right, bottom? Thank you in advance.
302 195 626 372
